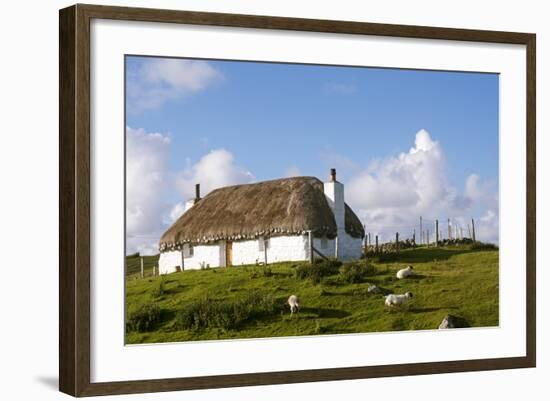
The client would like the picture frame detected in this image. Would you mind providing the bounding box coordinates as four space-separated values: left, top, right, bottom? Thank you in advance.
59 3 536 397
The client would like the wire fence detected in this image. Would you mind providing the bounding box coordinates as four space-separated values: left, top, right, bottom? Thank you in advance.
362 216 479 247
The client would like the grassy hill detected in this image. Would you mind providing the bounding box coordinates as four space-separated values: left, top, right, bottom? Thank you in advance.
125 245 498 344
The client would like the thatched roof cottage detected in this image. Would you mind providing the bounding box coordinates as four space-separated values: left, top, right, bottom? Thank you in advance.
158 169 364 273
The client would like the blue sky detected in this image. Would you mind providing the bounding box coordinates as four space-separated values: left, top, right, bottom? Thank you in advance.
125 56 499 253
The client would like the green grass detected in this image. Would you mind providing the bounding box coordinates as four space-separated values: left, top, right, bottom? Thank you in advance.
125 245 498 344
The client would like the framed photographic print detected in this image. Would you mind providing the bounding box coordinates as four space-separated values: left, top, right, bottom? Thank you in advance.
59 4 536 397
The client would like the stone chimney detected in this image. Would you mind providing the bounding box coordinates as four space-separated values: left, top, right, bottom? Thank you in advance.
195 183 201 202
184 183 201 212
323 168 345 258
329 168 336 182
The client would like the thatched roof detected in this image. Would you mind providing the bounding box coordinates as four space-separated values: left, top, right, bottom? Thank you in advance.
159 176 364 250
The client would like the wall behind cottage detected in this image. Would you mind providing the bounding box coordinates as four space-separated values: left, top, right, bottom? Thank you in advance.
313 237 336 259
339 233 363 261
313 235 362 261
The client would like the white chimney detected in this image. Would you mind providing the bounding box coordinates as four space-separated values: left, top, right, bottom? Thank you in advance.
324 168 345 258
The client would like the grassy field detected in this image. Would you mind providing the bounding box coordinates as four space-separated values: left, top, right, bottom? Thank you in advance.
125 245 499 344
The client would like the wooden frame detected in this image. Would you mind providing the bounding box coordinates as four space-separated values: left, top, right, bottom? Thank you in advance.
59 3 536 397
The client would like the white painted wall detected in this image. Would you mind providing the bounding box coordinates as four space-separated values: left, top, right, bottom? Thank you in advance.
159 242 223 273
313 237 336 259
323 181 345 232
324 179 362 260
312 235 362 261
160 233 363 273
339 233 364 261
232 235 309 265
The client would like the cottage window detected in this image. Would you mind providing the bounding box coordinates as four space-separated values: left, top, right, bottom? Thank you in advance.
321 238 328 249
184 244 194 258
258 238 270 252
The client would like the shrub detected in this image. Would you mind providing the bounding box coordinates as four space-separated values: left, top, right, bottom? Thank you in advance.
175 291 280 331
338 263 376 284
249 265 273 278
247 291 279 314
391 317 406 330
470 242 499 251
294 259 342 284
126 303 162 332
314 320 328 334
151 277 166 298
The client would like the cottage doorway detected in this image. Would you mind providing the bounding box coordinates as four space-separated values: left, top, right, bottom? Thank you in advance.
226 241 233 266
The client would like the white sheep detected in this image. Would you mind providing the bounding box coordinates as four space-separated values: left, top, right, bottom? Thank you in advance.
288 295 300 316
396 265 414 279
384 292 413 307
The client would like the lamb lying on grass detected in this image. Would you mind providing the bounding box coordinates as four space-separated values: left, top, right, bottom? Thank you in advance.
288 295 300 316
396 265 414 279
384 292 413 307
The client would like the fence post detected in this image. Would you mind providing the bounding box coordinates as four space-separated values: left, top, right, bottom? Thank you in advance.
395 232 399 252
140 257 144 279
375 235 379 253
435 219 439 246
471 218 476 242
427 229 430 246
413 228 416 244
420 216 424 244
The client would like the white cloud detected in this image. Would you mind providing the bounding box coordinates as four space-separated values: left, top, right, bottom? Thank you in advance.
126 135 254 254
127 58 222 112
345 129 499 244
465 174 482 200
347 129 448 213
167 202 186 224
477 209 499 244
175 149 254 201
126 127 171 254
